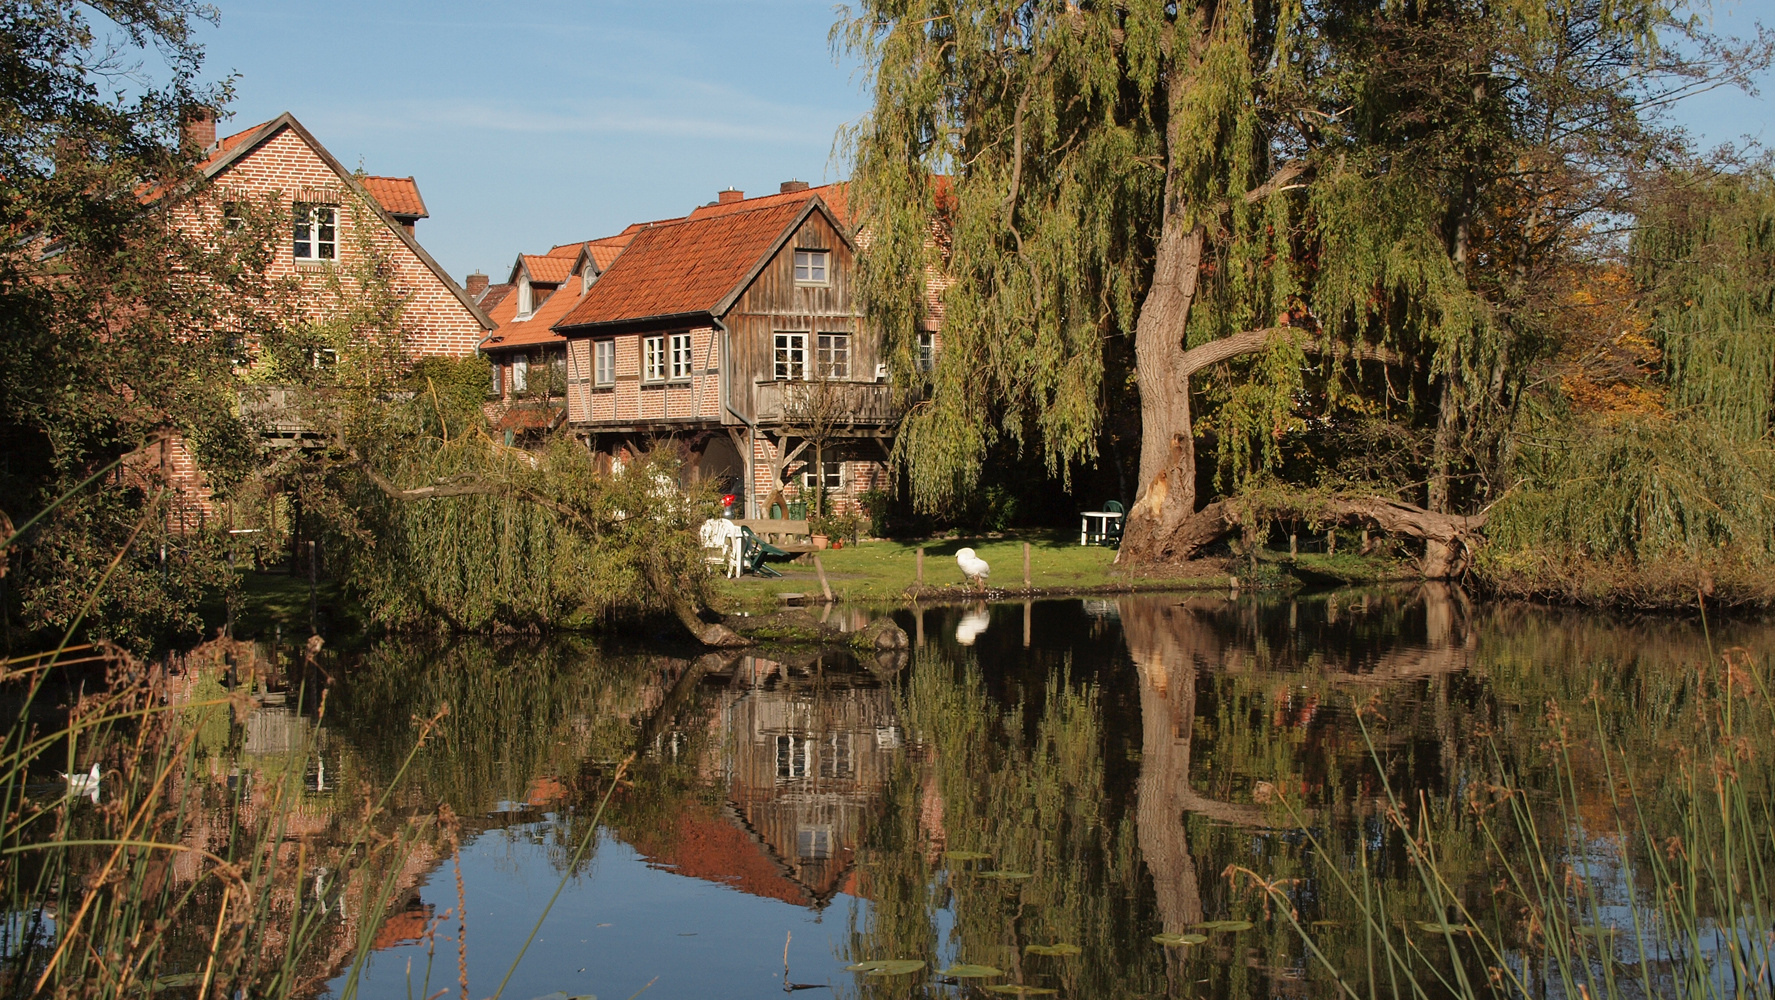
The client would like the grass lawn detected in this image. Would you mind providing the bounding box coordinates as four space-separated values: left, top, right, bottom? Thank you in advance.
711 528 1232 612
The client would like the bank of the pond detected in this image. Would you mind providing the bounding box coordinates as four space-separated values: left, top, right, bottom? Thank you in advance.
711 534 1425 613
709 533 1227 612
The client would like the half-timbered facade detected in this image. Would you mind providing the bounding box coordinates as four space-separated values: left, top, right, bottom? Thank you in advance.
553 185 895 517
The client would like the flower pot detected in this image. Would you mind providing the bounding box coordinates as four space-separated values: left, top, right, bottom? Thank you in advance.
812 534 829 550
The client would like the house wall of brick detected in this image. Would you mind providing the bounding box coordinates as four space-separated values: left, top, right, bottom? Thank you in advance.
174 125 484 359
566 326 722 424
747 433 887 519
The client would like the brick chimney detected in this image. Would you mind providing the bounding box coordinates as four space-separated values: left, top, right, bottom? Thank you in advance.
780 180 810 194
465 272 489 300
717 188 744 204
183 108 217 154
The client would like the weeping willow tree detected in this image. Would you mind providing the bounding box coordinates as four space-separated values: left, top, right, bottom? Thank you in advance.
838 0 1750 576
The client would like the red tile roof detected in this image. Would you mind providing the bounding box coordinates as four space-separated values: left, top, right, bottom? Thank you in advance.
687 182 850 227
494 406 566 433
481 272 589 352
361 175 428 218
520 253 575 284
586 233 632 270
555 200 815 329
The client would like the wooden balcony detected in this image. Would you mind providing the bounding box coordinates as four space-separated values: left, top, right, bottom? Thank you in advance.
752 379 901 428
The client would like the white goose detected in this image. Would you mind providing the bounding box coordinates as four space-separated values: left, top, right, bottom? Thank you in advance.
956 547 990 590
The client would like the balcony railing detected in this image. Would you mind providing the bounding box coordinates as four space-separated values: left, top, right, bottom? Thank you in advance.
752 379 902 427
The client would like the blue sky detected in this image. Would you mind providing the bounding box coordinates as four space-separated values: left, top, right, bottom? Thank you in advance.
197 1 874 283
193 0 1773 286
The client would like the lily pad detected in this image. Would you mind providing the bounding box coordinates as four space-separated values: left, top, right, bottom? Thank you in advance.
977 870 1034 880
940 964 1003 978
1024 943 1082 957
1415 922 1474 935
985 987 1059 996
1152 933 1209 946
1574 926 1619 937
1194 920 1254 932
1310 920 1342 928
844 959 927 976
943 850 991 861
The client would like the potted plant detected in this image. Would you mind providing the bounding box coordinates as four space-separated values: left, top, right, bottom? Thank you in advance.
809 513 843 550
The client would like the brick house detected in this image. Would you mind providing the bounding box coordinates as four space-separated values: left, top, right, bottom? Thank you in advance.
552 183 900 519
151 111 493 525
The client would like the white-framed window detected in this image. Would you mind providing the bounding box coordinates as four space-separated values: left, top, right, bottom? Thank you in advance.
490 361 503 396
793 249 829 284
594 340 615 386
816 333 850 379
293 203 337 260
917 331 936 372
803 460 843 491
669 332 694 379
776 734 809 780
643 335 667 382
222 201 244 231
308 346 338 368
516 278 539 318
774 332 807 380
511 354 529 393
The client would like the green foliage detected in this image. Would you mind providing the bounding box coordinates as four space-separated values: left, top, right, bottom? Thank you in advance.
841 0 1747 529
315 427 717 632
0 2 294 648
1484 414 1775 563
1636 167 1775 441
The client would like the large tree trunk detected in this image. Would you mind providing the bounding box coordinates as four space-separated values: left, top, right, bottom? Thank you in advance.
1118 215 1207 562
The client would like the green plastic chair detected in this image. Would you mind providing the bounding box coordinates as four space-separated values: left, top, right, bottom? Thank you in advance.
741 525 789 578
1103 500 1126 546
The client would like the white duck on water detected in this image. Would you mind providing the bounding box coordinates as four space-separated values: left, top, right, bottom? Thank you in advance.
956 547 990 590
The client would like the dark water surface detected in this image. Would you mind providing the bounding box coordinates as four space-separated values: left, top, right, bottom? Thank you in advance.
255 590 1769 999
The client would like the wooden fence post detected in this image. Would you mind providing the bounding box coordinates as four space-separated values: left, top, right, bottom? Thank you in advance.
916 547 925 586
814 555 834 603
1022 543 1031 590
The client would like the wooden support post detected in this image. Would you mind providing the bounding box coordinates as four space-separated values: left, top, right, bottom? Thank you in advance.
1023 601 1032 648
915 605 925 648
1289 534 1297 557
1327 529 1337 555
916 547 924 586
813 555 834 603
1022 543 1031 590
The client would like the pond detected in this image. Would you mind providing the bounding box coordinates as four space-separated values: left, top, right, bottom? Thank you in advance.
134 590 1775 998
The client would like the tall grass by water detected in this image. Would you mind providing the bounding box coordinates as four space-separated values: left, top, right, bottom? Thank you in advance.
0 638 439 999
1256 613 1775 1000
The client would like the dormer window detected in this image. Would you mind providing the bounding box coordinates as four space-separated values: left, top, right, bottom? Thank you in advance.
293 204 337 260
581 264 597 294
793 249 829 284
517 277 537 318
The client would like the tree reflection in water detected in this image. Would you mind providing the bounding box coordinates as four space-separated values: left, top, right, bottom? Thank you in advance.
189 590 1775 1000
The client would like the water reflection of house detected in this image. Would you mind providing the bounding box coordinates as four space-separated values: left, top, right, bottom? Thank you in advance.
641 655 903 909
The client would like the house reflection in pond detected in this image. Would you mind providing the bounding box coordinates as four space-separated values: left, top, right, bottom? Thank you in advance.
640 654 904 910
